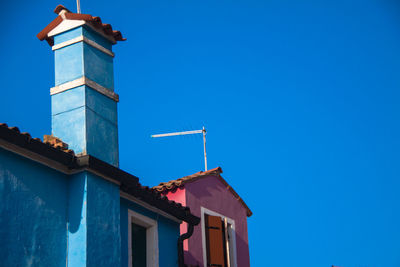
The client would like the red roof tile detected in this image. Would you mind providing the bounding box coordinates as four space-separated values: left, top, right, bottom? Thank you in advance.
153 167 253 217
0 123 75 155
37 5 126 46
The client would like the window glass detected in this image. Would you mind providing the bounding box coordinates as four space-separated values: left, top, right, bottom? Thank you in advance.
131 223 147 267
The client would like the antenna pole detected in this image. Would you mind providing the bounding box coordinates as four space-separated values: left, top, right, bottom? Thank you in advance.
202 126 207 171
76 0 81 13
151 127 209 171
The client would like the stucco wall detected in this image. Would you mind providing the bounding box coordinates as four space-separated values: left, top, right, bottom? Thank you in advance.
0 148 68 267
87 172 121 266
162 188 190 250
120 198 181 267
184 176 250 267
52 26 119 167
0 148 122 267
67 171 122 267
0 146 182 267
53 26 114 90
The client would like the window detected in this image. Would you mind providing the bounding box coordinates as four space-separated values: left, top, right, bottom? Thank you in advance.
201 207 237 267
131 223 147 266
128 210 159 267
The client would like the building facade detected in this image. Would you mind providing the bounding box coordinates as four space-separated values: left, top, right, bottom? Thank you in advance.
0 5 199 267
154 167 252 267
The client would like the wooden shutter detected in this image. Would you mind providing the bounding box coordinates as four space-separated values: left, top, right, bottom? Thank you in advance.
205 215 226 267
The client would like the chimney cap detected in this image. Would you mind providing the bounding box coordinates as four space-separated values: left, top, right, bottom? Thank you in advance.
37 5 126 46
54 4 71 15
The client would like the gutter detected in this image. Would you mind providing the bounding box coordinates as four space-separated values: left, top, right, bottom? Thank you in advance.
178 223 196 267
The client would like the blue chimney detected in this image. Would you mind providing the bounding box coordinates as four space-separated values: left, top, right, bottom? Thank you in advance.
38 5 125 167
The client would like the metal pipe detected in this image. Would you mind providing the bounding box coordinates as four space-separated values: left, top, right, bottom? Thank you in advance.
178 223 195 267
151 130 203 138
76 0 81 13
202 127 207 171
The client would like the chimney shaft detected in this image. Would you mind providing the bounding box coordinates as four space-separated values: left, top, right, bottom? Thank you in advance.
38 6 125 167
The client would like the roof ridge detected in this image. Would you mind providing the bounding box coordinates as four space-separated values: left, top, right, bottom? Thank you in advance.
153 167 223 193
152 166 253 217
37 5 126 46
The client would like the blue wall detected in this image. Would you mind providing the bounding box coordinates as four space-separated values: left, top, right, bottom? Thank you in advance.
0 148 181 267
67 172 88 266
0 148 68 267
87 172 121 267
120 198 180 267
67 171 121 267
0 148 122 267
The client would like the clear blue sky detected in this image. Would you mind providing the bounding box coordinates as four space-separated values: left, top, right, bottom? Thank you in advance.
1 0 400 266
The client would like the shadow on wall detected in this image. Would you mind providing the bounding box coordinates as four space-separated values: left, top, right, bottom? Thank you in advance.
68 172 86 233
184 250 200 267
235 227 251 267
188 176 225 200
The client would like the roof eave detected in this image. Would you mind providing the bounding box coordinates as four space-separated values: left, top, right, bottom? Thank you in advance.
0 123 199 224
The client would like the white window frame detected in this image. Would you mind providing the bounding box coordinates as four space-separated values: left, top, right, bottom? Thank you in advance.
200 207 238 267
128 210 159 267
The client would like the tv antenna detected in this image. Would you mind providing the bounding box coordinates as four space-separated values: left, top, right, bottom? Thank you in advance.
76 0 81 13
151 127 208 171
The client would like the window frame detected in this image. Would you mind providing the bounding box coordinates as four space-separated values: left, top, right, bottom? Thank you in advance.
128 210 159 267
200 207 238 267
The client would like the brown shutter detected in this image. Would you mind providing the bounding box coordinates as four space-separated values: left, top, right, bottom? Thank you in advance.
205 215 226 267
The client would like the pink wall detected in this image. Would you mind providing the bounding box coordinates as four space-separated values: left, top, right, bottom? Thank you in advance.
163 187 190 250
167 175 250 267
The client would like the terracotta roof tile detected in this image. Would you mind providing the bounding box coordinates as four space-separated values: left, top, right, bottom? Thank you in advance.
43 134 75 154
37 5 126 46
0 123 75 155
153 167 253 217
54 4 71 14
0 122 199 224
154 167 222 191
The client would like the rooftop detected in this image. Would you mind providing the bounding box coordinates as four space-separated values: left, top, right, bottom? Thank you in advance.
0 122 200 225
37 4 126 46
153 167 253 217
